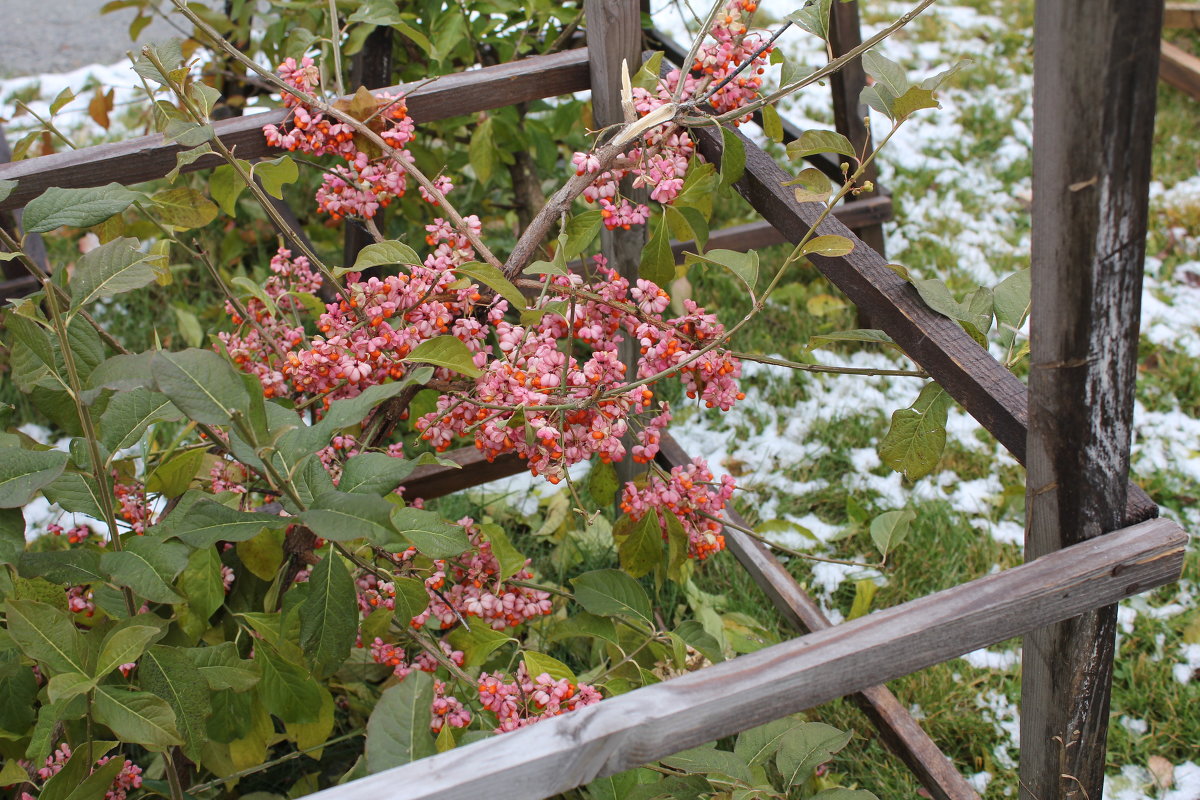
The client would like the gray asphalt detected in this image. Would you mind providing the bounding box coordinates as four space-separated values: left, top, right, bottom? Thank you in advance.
0 0 185 77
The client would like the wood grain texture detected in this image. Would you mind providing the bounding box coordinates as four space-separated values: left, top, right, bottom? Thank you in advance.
829 0 886 260
1020 2 1163 798
396 445 526 502
0 48 592 213
0 125 48 278
306 517 1185 800
1164 2 1200 26
690 122 1159 526
586 0 648 490
1160 40 1200 100
343 26 395 268
655 433 981 800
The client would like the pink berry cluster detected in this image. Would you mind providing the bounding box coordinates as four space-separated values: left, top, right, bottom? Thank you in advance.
263 57 434 220
477 663 602 733
46 522 95 544
66 584 95 616
366 639 472 732
18 743 143 800
417 260 743 484
412 522 553 631
113 480 150 534
571 0 769 229
620 458 736 560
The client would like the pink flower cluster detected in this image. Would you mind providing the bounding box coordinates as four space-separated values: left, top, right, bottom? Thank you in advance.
263 58 435 220
620 458 736 560
477 663 602 733
572 0 769 228
19 743 143 800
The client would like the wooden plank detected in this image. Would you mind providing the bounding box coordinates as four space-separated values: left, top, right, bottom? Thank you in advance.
305 517 1185 800
397 446 526 502
829 0 886 260
1164 3 1200 27
0 47 592 213
0 126 48 279
1020 2 1163 798
689 123 1159 526
343 26 395 268
655 433 980 800
586 0 647 491
1160 40 1200 100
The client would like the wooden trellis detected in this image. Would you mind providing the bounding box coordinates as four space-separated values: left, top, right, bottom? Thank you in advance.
0 2 1188 799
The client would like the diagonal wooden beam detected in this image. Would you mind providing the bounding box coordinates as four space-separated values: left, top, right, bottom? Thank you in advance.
655 433 980 800
689 123 1159 526
304 517 1185 800
0 47 592 213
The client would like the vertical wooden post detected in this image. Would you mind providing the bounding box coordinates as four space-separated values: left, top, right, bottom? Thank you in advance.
585 0 647 487
1020 2 1163 798
344 26 394 268
827 0 884 260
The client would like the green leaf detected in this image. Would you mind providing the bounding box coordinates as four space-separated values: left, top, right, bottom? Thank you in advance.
776 722 853 786
152 186 219 229
132 39 183 86
0 447 69 507
869 508 917 559
786 166 833 203
673 618 724 663
188 641 261 691
523 650 575 682
0 653 39 733
236 527 285 581
616 510 661 579
847 578 878 621
255 155 298 199
95 624 162 678
571 569 653 628
167 143 215 182
366 670 436 772
563 210 603 259
684 248 758 294
23 183 140 233
631 51 664 91
661 745 751 783
859 85 893 120
46 671 97 705
891 85 939 119
145 446 205 497
392 576 430 625
0 507 24 566
404 335 482 378
140 644 212 761
549 611 619 649
94 685 183 750
455 261 525 310
299 552 358 679
390 506 470 558
343 240 424 275
85 351 157 398
152 348 249 424
786 130 856 162
878 382 951 480
258 641 323 724
302 490 397 544
719 126 745 188
159 497 289 547
993 268 1030 348
99 388 180 455
787 0 833 39
0 179 18 204
477 522 525 581
337 452 417 495
100 537 189 604
800 235 855 257
38 742 119 800
588 459 619 506
662 203 705 250
347 0 403 25
178 546 224 636
209 163 247 216
812 790 879 800
447 625 513 667
861 50 910 109
639 213 674 286
806 328 901 353
469 117 497 186
761 103 784 143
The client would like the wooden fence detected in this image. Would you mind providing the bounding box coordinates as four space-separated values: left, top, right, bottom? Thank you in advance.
0 3 1188 799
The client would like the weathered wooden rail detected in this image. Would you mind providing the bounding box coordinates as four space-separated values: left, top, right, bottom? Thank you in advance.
0 2 1184 798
